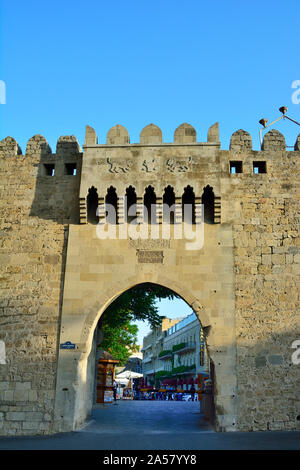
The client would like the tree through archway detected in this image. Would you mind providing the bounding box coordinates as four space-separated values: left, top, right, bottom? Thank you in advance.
90 283 214 424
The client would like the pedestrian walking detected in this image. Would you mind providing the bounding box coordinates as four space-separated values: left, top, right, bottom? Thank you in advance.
113 380 117 404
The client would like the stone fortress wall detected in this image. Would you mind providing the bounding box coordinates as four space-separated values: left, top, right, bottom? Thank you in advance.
0 122 299 435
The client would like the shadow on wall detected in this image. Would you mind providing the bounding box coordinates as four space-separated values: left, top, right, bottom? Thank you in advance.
0 134 83 434
27 135 83 223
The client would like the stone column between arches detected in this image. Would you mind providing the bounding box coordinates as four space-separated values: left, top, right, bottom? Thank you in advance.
53 223 237 433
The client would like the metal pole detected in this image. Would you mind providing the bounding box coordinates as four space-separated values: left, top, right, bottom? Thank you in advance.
284 115 300 126
259 115 284 149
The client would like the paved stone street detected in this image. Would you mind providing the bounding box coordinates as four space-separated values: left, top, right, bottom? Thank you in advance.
0 400 300 450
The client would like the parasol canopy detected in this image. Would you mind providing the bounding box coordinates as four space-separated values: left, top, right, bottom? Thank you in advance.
116 370 143 379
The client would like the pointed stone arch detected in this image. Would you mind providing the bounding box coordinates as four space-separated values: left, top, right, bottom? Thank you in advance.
163 185 176 223
202 185 215 224
105 186 118 224
125 185 137 223
87 186 99 224
143 185 157 223
81 273 210 350
182 185 195 224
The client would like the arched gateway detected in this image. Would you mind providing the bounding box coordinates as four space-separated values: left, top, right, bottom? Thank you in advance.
53 122 237 433
54 267 237 432
1 124 299 436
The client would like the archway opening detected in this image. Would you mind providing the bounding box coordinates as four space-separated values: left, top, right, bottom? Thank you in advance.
163 185 175 224
85 283 215 432
144 186 156 223
125 186 137 223
105 186 118 224
202 185 215 224
182 185 195 224
87 186 99 224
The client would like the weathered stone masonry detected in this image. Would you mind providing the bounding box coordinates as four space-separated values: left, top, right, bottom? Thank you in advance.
0 123 299 435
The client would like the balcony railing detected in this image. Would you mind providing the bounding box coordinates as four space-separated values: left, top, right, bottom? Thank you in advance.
173 343 196 355
142 355 153 364
158 343 196 359
158 349 173 360
171 364 196 375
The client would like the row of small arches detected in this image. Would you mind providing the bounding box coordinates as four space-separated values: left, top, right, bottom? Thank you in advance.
86 185 215 224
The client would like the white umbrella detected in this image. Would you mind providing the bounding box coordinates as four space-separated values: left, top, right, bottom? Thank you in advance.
116 370 143 379
115 378 129 385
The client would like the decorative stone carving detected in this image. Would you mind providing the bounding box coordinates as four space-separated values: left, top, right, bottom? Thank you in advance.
137 250 164 263
141 158 157 173
166 156 192 173
106 157 133 173
129 239 170 249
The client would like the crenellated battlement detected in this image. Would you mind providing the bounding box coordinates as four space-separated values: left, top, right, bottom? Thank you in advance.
0 136 22 156
0 124 299 153
0 123 299 227
83 122 218 146
0 134 82 157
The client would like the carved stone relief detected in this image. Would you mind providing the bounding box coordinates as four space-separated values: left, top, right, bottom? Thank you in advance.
106 157 133 173
166 156 192 173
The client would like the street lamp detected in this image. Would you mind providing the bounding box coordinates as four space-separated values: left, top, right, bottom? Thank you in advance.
258 106 300 148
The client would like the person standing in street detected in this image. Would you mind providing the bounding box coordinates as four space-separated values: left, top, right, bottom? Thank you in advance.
113 380 117 404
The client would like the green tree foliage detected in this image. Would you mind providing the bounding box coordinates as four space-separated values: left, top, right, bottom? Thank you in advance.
98 283 180 364
100 318 139 365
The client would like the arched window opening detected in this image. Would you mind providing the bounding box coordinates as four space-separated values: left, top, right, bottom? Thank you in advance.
87 186 99 225
125 186 137 223
105 186 118 224
163 186 175 224
144 186 156 223
182 186 195 224
202 185 215 224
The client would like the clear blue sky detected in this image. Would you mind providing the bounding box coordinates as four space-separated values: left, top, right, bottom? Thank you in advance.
134 297 194 346
0 0 299 151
